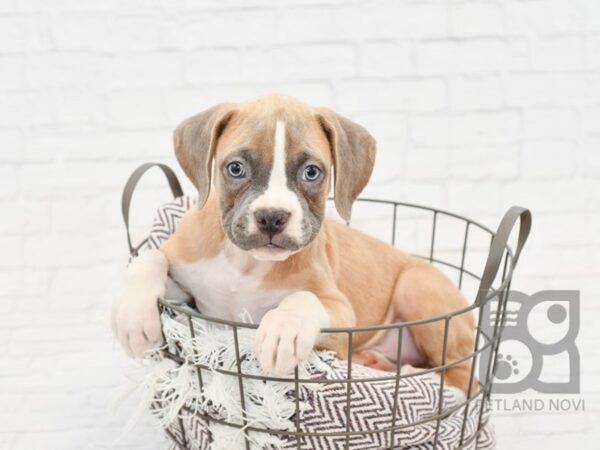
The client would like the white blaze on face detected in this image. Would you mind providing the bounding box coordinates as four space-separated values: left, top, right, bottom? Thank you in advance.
248 120 304 242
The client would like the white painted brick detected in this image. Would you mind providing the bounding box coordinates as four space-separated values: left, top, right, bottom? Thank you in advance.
417 39 508 75
0 165 19 198
332 2 448 39
0 14 48 52
110 52 184 88
241 44 356 82
176 9 277 48
448 145 520 180
585 72 600 104
52 89 106 126
533 36 586 71
0 130 23 162
106 90 169 128
103 129 174 161
502 180 588 213
505 73 590 107
0 268 48 298
404 147 451 180
0 90 54 126
583 136 600 177
50 197 110 232
20 162 139 198
536 213 589 246
50 264 118 298
50 11 111 51
505 37 531 71
449 1 505 37
337 79 447 114
184 49 242 84
25 130 106 162
583 106 600 135
16 0 114 12
411 112 520 147
447 180 504 214
22 234 119 267
275 6 332 43
449 76 503 110
350 113 409 142
521 139 578 180
523 109 580 140
505 0 587 35
586 213 600 244
110 14 166 51
0 200 50 234
0 56 26 90
25 53 109 89
585 180 600 211
587 35 600 69
358 42 413 77
0 236 24 268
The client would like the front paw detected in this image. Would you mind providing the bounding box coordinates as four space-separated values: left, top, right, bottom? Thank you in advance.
111 289 163 359
111 250 167 359
255 308 320 376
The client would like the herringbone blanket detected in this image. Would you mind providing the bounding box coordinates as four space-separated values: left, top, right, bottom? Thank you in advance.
139 196 495 450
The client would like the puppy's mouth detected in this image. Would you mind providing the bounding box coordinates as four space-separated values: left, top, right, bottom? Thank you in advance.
246 236 302 261
250 243 292 261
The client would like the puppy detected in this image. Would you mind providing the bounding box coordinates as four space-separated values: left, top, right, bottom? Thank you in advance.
111 94 476 393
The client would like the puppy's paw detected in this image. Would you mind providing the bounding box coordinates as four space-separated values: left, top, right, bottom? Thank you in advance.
255 308 320 376
111 250 168 359
112 289 164 359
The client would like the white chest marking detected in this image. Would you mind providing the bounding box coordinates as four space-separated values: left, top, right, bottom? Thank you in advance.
171 251 292 323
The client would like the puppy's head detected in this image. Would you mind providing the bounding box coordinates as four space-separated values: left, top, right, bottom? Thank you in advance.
174 94 376 261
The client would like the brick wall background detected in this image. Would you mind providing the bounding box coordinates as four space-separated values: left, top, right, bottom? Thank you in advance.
1 0 599 448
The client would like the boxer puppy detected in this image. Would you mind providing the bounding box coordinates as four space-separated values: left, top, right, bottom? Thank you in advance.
111 94 476 393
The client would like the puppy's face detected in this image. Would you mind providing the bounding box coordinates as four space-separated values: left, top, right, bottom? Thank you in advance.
216 114 331 261
174 94 376 261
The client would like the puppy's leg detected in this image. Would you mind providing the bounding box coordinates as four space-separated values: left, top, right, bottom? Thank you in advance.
393 264 477 394
255 290 354 375
111 249 169 358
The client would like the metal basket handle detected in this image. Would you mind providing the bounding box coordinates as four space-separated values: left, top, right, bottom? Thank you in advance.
121 162 184 255
475 206 532 306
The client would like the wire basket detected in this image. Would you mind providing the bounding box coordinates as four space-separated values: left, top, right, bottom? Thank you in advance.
122 163 532 450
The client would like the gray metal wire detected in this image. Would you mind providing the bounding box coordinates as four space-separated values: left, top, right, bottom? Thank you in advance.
152 198 529 450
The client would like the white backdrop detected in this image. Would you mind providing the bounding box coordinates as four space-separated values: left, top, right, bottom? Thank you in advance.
1 0 599 448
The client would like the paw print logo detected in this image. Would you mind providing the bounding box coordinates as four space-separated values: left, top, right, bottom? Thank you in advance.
495 354 519 380
480 290 580 394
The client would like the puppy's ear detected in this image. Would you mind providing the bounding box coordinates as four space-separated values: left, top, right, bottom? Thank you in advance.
173 103 237 208
316 108 376 221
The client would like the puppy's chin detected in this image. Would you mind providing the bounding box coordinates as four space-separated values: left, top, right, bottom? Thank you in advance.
249 246 293 262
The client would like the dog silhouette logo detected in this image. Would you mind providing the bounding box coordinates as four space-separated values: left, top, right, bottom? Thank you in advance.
480 290 580 394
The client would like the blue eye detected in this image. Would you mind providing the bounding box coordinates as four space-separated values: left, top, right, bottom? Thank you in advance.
227 161 246 178
302 165 321 182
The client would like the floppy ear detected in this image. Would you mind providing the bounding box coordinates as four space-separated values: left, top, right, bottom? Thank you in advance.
173 103 236 208
316 108 376 221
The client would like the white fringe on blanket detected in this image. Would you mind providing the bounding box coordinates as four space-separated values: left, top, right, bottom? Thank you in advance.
143 308 334 450
136 305 495 450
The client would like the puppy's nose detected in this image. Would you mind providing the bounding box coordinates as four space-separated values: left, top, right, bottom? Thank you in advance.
254 208 290 237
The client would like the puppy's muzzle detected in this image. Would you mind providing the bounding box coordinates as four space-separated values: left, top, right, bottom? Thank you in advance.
254 208 290 239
